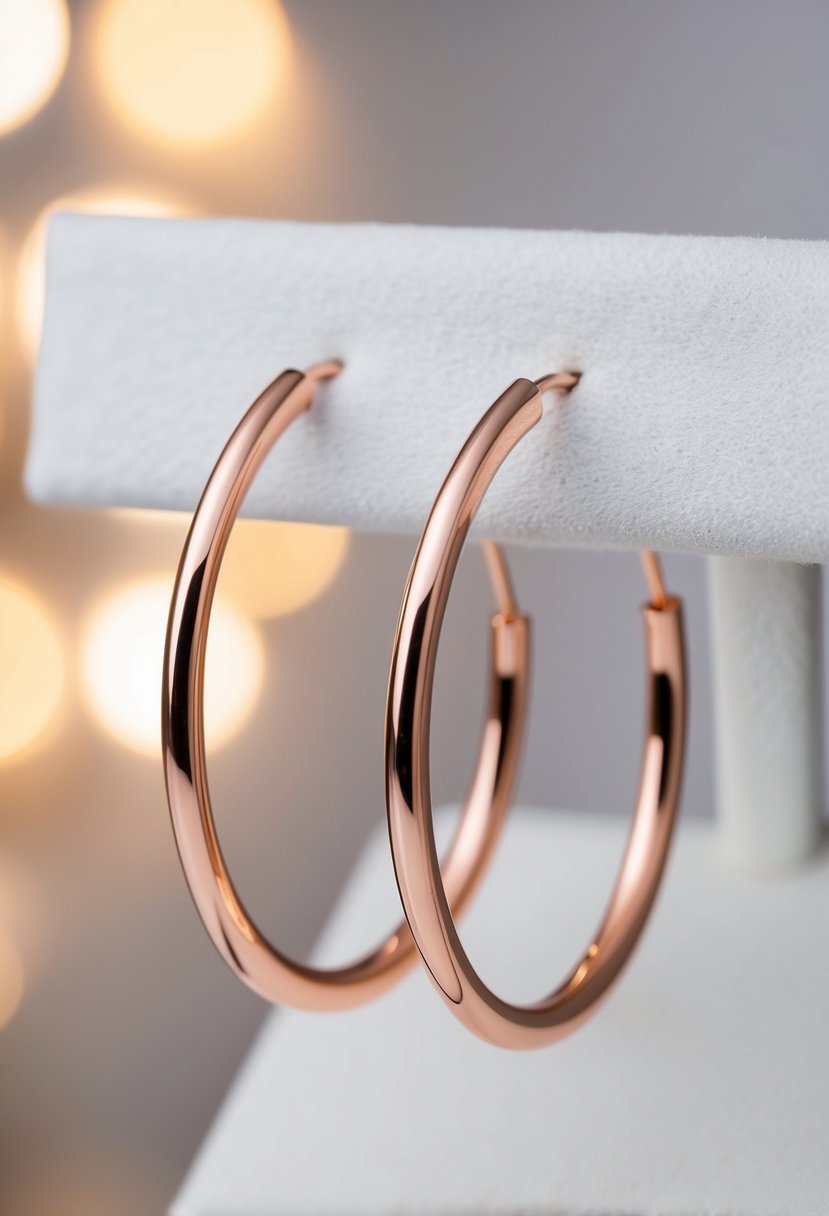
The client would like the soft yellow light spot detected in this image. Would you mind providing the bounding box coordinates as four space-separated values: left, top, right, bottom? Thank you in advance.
0 0 69 136
0 928 24 1030
0 580 64 762
222 520 350 620
16 185 191 355
81 576 264 757
95 0 291 149
107 513 349 618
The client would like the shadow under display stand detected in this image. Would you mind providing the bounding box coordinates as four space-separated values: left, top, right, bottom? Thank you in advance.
26 216 828 1212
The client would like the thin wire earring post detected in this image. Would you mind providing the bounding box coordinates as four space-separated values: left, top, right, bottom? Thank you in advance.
536 370 668 612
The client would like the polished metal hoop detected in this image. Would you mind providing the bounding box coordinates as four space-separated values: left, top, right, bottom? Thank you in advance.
163 364 531 1011
385 373 687 1048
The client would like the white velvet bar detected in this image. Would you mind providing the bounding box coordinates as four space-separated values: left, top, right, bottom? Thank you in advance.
27 216 829 560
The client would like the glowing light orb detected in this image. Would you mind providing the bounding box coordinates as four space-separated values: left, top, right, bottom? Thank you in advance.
16 185 189 355
81 576 264 757
95 0 291 149
0 929 24 1030
0 580 64 762
0 0 70 137
222 520 350 619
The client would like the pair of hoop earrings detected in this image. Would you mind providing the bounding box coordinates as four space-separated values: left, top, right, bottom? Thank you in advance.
163 362 686 1051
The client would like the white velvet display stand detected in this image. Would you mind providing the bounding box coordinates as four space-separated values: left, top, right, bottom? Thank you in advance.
27 217 829 1214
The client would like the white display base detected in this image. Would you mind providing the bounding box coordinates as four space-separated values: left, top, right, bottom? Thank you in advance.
173 808 829 1216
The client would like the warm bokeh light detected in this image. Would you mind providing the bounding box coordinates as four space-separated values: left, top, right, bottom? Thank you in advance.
112 512 350 620
0 928 25 1031
0 0 70 137
80 576 264 757
15 185 191 355
222 520 350 619
0 579 64 762
95 0 292 149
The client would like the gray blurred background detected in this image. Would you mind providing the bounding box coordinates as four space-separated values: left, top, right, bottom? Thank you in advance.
0 1 827 1211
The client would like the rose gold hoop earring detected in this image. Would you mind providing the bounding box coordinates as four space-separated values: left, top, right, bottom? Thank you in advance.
163 364 531 1011
386 373 687 1049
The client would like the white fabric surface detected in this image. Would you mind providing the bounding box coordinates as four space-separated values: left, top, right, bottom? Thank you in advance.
27 215 829 561
173 808 829 1216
